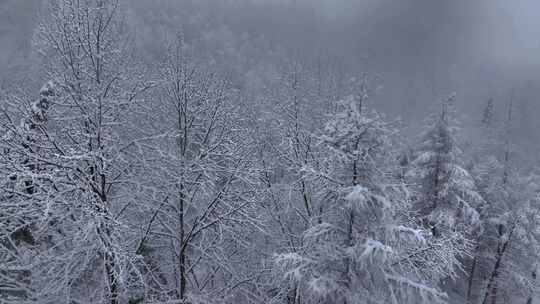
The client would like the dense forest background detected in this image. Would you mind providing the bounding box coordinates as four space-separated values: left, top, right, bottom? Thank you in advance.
1 1 540 304
2 0 540 145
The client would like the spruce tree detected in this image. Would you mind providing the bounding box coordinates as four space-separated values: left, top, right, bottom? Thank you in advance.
275 90 455 304
407 97 483 237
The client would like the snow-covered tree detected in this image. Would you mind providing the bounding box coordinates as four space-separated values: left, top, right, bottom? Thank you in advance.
3 1 540 304
467 98 540 304
274 87 456 304
0 1 152 303
250 61 333 303
130 35 262 304
481 98 495 126
406 97 483 237
0 81 56 302
404 97 487 302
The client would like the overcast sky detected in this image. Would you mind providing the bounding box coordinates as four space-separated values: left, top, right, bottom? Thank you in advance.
1 0 539 139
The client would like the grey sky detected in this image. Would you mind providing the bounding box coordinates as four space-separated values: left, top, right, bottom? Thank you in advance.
1 0 538 143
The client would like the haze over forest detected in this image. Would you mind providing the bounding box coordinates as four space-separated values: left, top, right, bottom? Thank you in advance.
2 1 540 132
1 1 540 304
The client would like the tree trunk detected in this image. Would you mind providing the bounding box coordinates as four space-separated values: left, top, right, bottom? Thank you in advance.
482 224 513 304
99 223 120 304
105 253 119 304
466 254 478 304
179 183 187 302
525 268 536 304
286 284 299 304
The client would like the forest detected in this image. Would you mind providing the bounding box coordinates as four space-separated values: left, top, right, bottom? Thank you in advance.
1 1 540 303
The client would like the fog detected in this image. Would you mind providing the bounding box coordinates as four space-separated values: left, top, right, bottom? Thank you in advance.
2 1 539 132
1 1 540 303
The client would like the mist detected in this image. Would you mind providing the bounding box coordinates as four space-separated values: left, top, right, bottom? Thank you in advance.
1 1 539 303
2 0 539 135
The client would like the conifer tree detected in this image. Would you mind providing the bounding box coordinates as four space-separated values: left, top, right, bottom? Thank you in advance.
471 96 540 304
406 97 483 237
275 88 455 304
0 81 55 302
406 97 485 302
